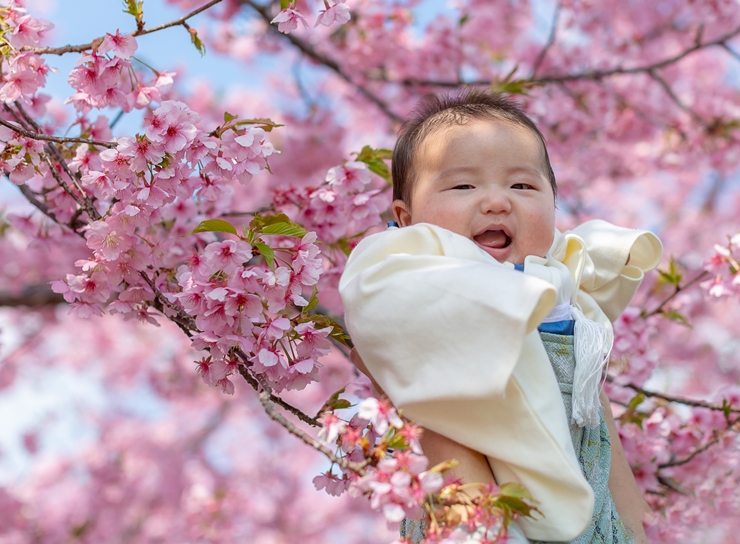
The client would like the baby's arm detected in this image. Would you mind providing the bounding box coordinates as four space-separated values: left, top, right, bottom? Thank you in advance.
601 390 650 543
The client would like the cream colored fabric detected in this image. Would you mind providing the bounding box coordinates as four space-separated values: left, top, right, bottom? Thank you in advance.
339 221 662 541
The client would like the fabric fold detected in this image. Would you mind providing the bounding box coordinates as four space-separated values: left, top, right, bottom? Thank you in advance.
340 223 593 541
339 220 663 540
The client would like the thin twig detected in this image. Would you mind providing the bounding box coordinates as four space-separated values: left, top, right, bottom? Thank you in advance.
720 42 740 63
658 415 740 469
611 379 740 414
236 362 320 426
530 2 561 78
13 182 84 230
20 0 223 55
238 0 402 124
255 382 368 474
0 117 115 148
647 69 706 125
642 270 710 318
42 154 87 209
138 270 197 338
12 102 101 221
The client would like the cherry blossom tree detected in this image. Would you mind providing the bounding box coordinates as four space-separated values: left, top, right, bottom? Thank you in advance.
1 0 739 542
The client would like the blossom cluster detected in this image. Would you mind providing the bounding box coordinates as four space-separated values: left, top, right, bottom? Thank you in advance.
312 394 537 542
271 1 351 34
702 231 740 298
179 228 330 393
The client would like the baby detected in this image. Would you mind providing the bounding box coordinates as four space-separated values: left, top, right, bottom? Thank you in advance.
339 91 661 543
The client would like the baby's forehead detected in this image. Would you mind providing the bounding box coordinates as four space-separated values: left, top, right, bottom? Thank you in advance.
415 118 547 172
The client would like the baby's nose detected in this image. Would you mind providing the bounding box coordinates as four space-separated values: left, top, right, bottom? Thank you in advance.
480 187 512 214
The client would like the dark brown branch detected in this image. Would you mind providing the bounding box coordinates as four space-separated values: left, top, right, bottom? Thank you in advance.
0 117 115 148
658 415 740 469
137 270 198 339
530 2 561 78
238 0 402 124
10 102 101 222
41 154 88 211
20 0 223 55
388 25 740 88
13 183 85 231
0 285 64 307
611 379 740 414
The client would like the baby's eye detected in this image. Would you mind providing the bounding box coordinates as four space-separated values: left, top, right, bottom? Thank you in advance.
511 183 533 190
451 184 475 190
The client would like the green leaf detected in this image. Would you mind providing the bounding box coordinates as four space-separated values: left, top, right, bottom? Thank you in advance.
235 117 284 132
254 242 275 269
627 393 646 411
499 482 534 500
722 398 733 421
316 387 352 416
262 222 308 238
355 146 393 182
309 315 353 347
280 0 292 10
223 111 238 124
190 219 237 236
495 496 537 518
490 65 541 96
366 158 391 182
186 25 206 57
303 286 320 314
662 309 691 327
658 256 682 285
386 433 409 450
250 213 290 231
122 0 144 26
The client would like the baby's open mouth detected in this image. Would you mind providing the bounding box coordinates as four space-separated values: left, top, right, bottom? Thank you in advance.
473 229 511 249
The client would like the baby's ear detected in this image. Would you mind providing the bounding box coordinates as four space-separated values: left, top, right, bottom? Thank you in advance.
392 199 412 227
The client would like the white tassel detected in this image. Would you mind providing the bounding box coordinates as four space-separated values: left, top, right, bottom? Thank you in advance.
571 306 613 428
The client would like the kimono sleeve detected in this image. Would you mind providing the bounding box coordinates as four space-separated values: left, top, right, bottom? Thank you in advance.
339 224 595 541
339 223 556 406
569 219 663 322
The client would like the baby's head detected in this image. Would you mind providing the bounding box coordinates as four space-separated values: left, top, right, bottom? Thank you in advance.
391 91 557 265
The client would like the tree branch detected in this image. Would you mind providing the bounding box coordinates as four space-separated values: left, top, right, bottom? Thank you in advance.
647 68 706 126
611 379 740 414
20 0 224 55
255 380 368 474
0 285 64 307
387 25 740 87
238 0 402 124
0 117 115 148
642 270 710 318
530 2 561 78
658 415 740 469
236 360 320 427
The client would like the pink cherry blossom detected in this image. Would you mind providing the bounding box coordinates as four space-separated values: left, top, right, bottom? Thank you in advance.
315 0 351 27
9 14 53 47
271 8 309 34
98 29 138 59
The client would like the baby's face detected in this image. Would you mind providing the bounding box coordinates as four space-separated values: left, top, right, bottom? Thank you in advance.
393 119 556 265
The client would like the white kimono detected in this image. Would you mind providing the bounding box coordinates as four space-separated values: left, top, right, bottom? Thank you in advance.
338 220 662 541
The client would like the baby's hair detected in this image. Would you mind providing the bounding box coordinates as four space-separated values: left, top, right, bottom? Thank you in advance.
391 90 557 205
